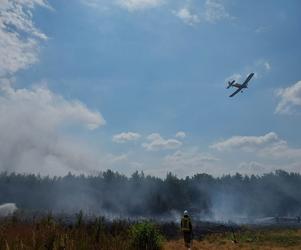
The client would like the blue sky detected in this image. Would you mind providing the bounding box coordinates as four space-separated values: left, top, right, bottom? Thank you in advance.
0 0 301 177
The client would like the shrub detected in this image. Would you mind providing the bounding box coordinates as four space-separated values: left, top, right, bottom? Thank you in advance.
129 221 164 250
75 210 84 228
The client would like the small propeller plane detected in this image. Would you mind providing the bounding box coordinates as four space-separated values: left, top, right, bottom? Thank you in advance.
227 72 255 97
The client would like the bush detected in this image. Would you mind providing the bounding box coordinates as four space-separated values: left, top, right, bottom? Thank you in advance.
129 222 164 250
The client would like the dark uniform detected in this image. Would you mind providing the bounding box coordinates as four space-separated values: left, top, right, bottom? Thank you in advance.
181 214 193 249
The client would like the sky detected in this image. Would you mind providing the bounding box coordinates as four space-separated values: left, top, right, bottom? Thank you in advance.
0 0 301 177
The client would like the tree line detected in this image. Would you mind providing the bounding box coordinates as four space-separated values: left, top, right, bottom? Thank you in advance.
0 170 300 219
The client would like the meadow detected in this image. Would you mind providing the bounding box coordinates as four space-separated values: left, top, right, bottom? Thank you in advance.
166 229 301 250
1 213 301 250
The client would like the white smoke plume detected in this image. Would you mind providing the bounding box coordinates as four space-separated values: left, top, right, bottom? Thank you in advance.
0 80 105 176
0 203 17 217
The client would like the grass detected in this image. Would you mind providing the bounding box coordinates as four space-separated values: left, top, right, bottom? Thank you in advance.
0 214 301 249
165 229 301 250
0 215 131 249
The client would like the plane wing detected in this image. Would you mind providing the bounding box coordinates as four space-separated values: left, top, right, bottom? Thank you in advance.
229 86 243 97
242 72 254 86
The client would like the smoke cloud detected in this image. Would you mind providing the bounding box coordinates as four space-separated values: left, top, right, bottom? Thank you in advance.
0 80 105 176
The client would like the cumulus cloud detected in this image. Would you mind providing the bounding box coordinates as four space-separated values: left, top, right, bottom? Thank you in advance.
112 132 141 143
175 131 186 139
203 0 230 23
173 7 200 25
275 80 301 115
208 132 301 175
0 0 49 77
211 132 301 162
0 80 105 176
142 133 182 151
259 140 301 159
211 132 279 151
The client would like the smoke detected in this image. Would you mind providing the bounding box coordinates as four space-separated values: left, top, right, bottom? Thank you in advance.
0 80 105 176
1 171 301 223
0 203 17 217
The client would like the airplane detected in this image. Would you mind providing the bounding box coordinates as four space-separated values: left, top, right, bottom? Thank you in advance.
227 72 255 97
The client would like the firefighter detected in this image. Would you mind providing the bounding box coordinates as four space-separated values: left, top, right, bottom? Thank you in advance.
181 210 193 249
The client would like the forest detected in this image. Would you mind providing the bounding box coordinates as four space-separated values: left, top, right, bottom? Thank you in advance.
0 170 300 220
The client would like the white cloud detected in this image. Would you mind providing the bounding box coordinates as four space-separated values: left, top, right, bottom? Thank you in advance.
117 0 164 11
0 80 105 176
259 140 301 159
275 80 301 115
211 132 279 151
81 0 107 9
0 0 50 77
203 0 230 23
82 0 164 11
173 7 200 25
112 132 141 143
142 133 182 151
211 132 301 162
174 0 231 26
0 80 105 129
254 59 271 76
175 131 186 139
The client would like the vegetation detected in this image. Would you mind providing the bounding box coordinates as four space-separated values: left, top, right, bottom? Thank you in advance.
129 222 164 250
0 215 131 250
1 170 301 218
0 214 165 250
0 215 300 249
165 229 301 250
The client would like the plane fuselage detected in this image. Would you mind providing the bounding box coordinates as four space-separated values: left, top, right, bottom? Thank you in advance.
232 83 248 89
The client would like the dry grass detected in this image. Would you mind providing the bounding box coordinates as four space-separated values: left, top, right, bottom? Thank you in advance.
164 229 301 250
1 215 301 250
0 217 130 250
164 240 301 250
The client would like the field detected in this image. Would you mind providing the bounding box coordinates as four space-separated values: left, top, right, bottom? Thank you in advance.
0 214 301 249
165 229 301 250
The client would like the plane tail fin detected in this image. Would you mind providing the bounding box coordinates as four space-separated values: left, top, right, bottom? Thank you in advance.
227 80 235 89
